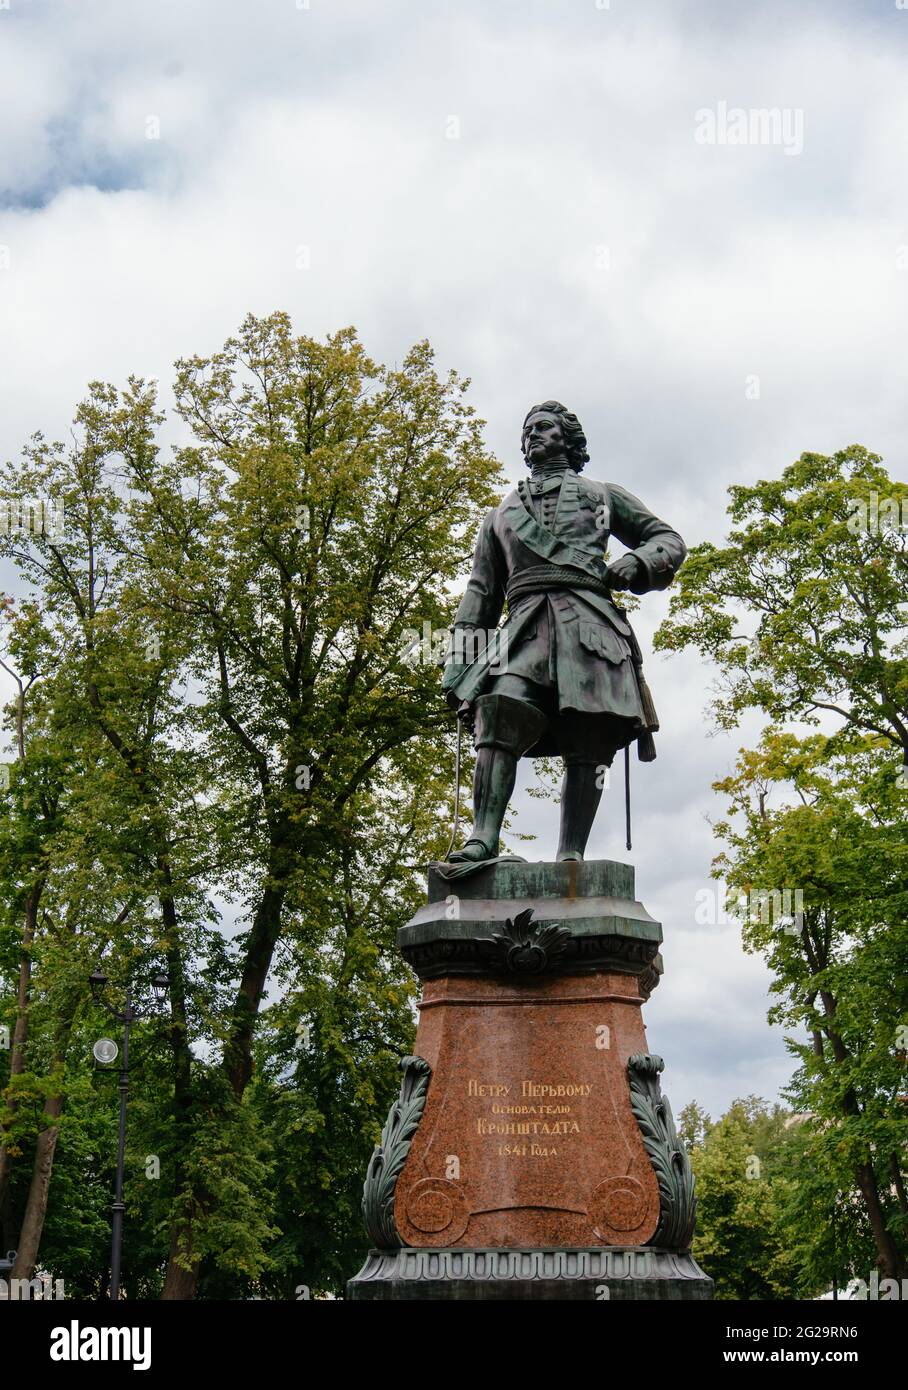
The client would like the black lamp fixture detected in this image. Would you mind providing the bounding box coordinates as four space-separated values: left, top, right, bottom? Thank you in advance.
152 972 169 1005
89 968 108 1003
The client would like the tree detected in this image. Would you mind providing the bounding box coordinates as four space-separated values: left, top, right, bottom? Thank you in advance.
0 400 214 1288
687 1097 809 1299
655 446 908 1283
654 446 908 768
0 313 502 1296
108 314 501 1295
0 607 58 1245
678 1100 711 1151
712 732 908 1282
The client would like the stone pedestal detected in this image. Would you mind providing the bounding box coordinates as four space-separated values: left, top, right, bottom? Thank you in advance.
347 860 712 1300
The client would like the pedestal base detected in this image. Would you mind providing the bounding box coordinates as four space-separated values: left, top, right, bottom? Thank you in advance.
348 861 712 1301
393 969 662 1248
347 1246 713 1301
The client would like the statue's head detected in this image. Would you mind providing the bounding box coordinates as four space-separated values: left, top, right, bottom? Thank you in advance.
520 400 589 472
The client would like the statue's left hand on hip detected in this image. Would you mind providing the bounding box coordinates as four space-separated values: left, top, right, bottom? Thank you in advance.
605 554 643 591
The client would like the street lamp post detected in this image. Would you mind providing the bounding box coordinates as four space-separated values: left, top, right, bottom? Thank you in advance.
89 968 169 1301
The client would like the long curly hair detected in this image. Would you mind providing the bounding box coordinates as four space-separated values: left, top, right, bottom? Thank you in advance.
521 400 589 472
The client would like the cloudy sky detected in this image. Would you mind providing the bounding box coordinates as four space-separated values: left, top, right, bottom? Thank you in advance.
2 0 906 1117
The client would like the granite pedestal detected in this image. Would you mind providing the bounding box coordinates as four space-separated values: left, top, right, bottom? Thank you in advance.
347 860 712 1300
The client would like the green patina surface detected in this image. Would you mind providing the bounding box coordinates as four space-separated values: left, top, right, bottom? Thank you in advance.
400 858 661 953
428 857 636 902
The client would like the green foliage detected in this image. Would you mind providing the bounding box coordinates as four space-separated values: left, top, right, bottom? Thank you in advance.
655 445 908 754
710 732 908 1284
688 1098 811 1300
678 1099 711 1151
0 313 502 1295
656 445 908 1285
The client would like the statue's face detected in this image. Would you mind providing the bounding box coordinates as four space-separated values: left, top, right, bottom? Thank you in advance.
522 411 565 464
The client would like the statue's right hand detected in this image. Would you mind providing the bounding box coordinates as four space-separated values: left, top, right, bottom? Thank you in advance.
456 699 475 733
444 687 471 723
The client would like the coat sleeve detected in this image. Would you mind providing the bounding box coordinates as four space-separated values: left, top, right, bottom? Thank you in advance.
441 510 507 698
451 509 507 630
606 483 687 593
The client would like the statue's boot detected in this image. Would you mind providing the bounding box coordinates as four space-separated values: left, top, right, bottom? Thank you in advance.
448 694 549 862
556 761 605 862
449 746 517 862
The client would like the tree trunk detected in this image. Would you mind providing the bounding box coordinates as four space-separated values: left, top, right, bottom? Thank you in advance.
222 875 287 1099
162 849 289 1296
0 882 43 1217
9 1006 74 1283
0 1183 15 1256
159 878 200 1301
161 1218 202 1300
10 1090 63 1282
852 1158 907 1281
817 992 908 1280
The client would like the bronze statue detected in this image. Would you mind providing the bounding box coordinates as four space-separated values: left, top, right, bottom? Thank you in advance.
442 401 686 865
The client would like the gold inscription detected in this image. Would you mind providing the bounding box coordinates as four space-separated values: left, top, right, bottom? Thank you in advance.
467 1080 511 1097
521 1081 593 1097
497 1144 558 1157
467 1079 591 1156
477 1117 581 1136
467 1079 594 1099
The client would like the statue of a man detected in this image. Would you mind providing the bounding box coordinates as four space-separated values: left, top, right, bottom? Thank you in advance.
442 400 686 864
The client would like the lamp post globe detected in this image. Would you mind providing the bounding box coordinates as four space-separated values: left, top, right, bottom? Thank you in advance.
92 1038 119 1065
